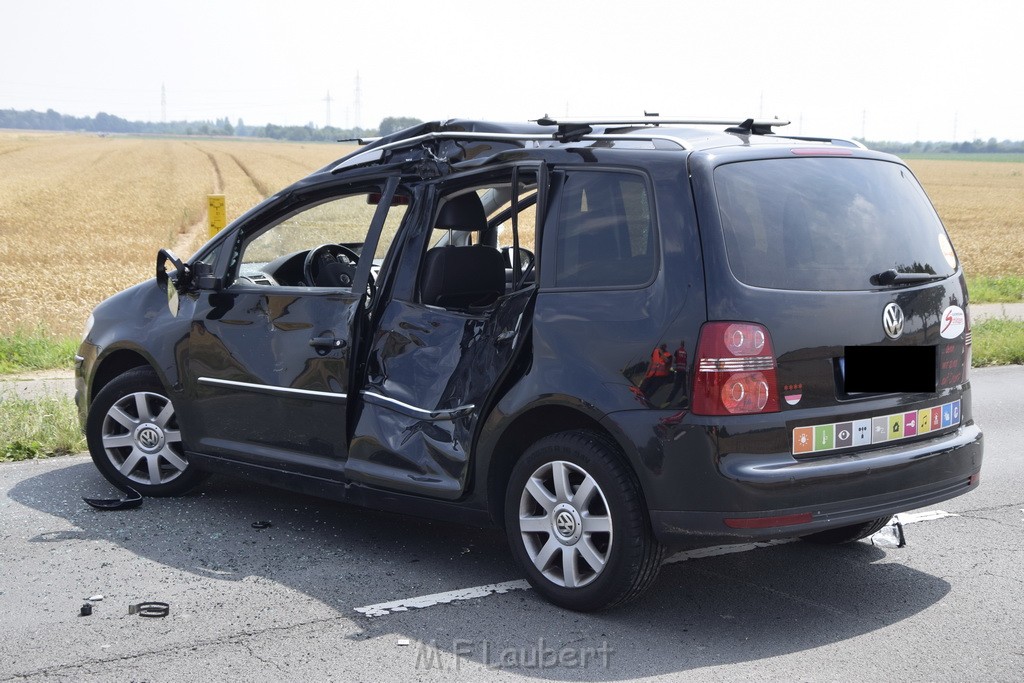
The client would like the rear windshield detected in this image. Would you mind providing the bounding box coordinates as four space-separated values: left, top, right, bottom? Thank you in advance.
714 157 957 291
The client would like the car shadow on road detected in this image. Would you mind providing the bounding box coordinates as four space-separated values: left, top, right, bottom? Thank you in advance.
9 457 951 680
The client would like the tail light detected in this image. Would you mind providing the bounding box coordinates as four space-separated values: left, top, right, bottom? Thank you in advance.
692 322 780 415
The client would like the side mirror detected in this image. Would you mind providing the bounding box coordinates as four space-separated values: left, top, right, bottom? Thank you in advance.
156 248 189 293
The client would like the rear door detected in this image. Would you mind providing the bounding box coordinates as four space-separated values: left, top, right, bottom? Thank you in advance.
347 165 545 498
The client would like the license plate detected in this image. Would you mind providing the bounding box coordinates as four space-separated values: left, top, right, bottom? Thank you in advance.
843 346 936 393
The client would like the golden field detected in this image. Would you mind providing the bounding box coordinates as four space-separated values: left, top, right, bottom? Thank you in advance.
0 131 1021 337
0 132 351 336
906 159 1024 278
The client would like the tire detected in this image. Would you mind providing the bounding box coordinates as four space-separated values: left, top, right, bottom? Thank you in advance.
504 430 665 611
86 367 206 497
801 516 892 545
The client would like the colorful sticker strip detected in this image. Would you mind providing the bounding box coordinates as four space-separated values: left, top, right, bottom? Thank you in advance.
792 399 961 455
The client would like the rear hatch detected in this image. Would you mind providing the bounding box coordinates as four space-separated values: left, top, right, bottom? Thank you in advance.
692 151 970 456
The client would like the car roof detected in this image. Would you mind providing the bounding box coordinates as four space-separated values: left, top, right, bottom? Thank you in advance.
315 117 875 179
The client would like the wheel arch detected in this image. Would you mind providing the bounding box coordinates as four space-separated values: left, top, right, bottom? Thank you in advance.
482 403 643 527
90 348 158 403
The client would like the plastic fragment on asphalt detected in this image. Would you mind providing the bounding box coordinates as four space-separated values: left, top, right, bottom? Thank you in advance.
79 604 93 617
83 485 143 511
86 594 104 601
128 602 170 617
871 517 907 548
252 521 273 529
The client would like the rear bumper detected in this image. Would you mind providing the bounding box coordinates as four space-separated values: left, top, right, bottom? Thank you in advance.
614 412 983 545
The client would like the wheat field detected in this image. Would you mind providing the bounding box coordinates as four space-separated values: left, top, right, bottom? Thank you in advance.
0 131 1021 337
0 132 351 336
906 159 1024 278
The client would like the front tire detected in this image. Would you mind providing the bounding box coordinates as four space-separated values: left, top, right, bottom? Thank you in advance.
504 431 665 611
86 367 205 496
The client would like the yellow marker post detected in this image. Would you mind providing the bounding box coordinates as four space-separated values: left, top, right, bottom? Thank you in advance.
208 194 226 238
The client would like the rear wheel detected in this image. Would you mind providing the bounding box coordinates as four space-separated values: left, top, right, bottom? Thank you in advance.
504 431 665 611
801 516 892 545
86 367 205 496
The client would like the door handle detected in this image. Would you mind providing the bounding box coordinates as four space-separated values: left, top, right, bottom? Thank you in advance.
309 336 346 350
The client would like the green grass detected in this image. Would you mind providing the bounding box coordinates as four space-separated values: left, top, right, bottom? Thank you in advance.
0 329 78 375
970 318 1024 367
0 393 85 461
967 276 1024 304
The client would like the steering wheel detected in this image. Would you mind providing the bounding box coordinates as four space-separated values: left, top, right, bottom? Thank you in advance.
303 244 362 288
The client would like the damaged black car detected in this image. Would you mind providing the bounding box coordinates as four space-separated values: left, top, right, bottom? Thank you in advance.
76 117 983 611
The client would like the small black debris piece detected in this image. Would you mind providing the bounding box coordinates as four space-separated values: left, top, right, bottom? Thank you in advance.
80 603 93 617
83 485 142 511
251 521 272 529
129 602 170 618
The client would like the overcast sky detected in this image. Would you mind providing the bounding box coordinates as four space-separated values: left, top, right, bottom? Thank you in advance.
2 0 1021 142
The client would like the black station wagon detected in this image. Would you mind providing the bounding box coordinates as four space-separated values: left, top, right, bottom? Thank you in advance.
76 117 983 611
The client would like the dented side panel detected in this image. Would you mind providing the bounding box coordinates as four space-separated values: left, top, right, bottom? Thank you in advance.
348 288 534 499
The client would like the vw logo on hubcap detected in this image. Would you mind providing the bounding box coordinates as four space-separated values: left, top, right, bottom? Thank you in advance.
135 424 164 452
550 503 583 545
883 302 905 340
555 511 576 537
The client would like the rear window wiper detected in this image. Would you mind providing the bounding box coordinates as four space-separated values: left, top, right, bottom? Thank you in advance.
871 269 946 286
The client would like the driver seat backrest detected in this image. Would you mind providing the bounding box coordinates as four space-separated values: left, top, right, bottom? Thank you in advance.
420 192 504 309
420 246 506 309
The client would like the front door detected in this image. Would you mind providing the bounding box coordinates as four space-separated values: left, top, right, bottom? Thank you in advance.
185 177 406 477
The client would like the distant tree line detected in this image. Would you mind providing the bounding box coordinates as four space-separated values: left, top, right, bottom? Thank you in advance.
4 109 1021 153
0 108 426 142
862 138 1024 154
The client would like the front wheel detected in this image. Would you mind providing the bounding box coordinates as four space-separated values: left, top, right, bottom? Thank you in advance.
86 367 205 496
504 431 665 611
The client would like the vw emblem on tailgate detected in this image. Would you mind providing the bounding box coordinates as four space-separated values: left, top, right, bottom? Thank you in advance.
883 303 905 340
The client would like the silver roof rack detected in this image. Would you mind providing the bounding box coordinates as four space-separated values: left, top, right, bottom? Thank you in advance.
332 130 692 172
534 116 791 130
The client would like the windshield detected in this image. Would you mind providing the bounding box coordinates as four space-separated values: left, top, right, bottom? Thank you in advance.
714 157 957 291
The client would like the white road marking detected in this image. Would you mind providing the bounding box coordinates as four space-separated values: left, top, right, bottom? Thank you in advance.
664 540 795 565
894 510 959 524
354 510 957 617
355 580 531 617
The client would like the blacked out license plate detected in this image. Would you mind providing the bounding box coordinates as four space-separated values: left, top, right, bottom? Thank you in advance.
843 346 936 393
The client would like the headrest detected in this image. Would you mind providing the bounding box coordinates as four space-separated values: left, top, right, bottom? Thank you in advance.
434 192 487 232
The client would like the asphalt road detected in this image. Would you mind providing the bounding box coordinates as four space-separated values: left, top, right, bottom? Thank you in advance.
1 366 1021 682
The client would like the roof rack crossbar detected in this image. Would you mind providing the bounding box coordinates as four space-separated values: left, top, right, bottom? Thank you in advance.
535 116 791 130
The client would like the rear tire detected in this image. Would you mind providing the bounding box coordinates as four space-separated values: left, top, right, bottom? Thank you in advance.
504 430 665 611
86 367 206 497
801 516 892 545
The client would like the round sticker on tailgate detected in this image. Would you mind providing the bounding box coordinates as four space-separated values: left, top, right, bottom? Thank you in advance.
940 305 965 339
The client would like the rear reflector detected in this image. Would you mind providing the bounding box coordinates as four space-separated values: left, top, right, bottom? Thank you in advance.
724 512 814 529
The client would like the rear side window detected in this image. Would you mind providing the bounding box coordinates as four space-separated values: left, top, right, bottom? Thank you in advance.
715 158 956 291
554 170 655 288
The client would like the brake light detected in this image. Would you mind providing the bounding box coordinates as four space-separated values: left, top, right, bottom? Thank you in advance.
692 322 780 415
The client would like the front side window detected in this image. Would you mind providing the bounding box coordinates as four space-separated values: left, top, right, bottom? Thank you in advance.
553 171 656 288
234 190 407 288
